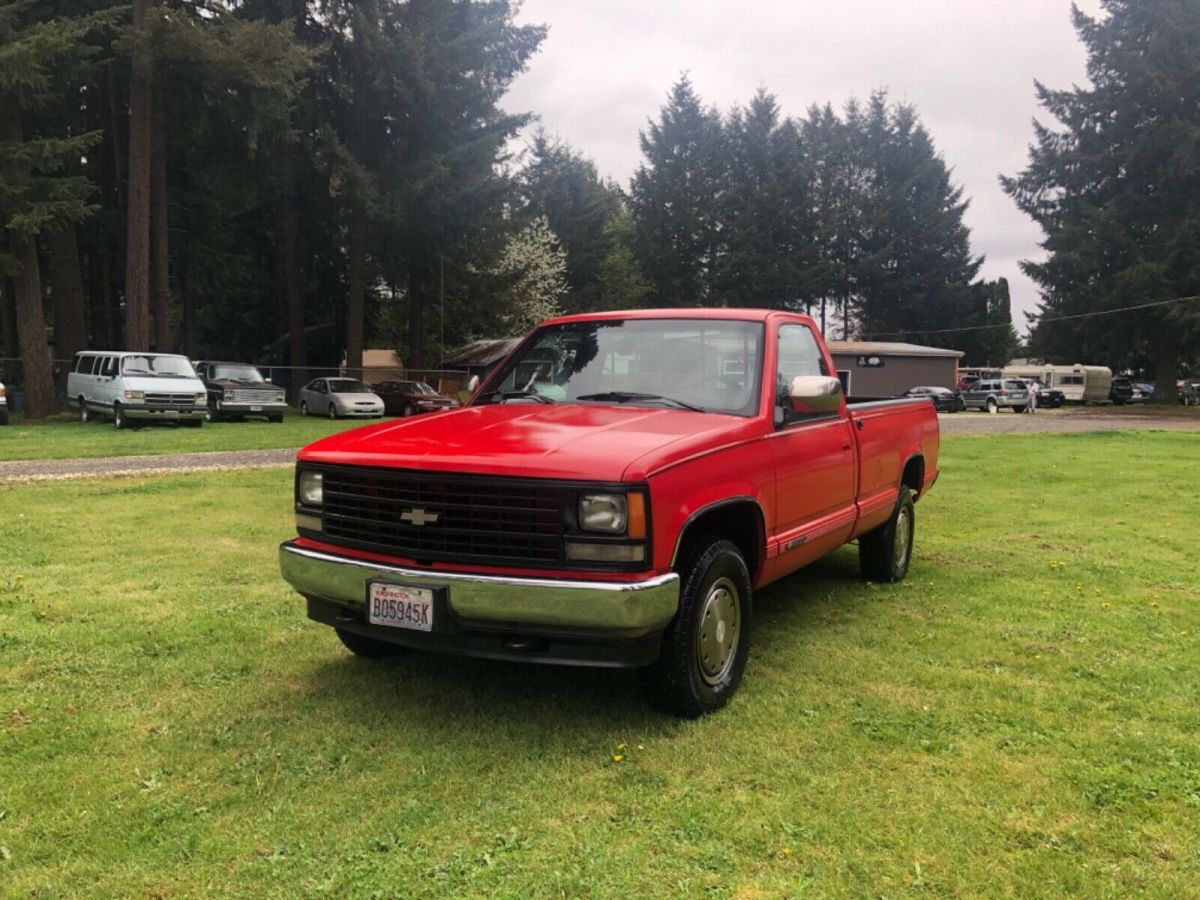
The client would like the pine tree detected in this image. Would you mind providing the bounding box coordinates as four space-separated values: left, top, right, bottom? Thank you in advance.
0 1 118 418
1002 0 1200 401
630 76 725 306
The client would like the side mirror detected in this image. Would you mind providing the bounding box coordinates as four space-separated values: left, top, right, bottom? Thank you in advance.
264 376 272 383
787 375 843 415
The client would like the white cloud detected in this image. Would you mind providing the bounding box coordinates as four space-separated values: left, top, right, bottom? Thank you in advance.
503 0 1107 342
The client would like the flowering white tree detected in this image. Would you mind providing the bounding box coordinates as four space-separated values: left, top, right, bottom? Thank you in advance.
496 216 568 334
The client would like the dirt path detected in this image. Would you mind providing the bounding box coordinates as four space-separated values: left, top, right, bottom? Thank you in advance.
0 448 295 483
939 407 1200 434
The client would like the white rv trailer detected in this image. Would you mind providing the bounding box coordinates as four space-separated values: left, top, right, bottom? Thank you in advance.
1002 363 1113 403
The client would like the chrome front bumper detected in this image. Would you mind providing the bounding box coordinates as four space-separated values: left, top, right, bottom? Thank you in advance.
279 541 680 634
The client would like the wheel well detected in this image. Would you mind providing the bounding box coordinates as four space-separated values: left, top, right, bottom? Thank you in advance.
673 500 765 581
902 455 924 497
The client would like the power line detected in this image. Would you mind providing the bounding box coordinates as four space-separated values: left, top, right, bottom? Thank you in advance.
858 293 1200 340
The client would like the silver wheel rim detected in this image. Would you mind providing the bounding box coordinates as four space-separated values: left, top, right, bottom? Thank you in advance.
328 404 336 419
697 576 740 686
300 402 307 416
894 507 911 570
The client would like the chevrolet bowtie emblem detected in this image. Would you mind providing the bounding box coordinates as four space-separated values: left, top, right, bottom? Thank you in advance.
400 508 439 527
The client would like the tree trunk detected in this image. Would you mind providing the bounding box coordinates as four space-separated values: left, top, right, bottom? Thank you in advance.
1 280 18 372
124 0 153 351
346 203 367 377
12 234 59 419
407 256 429 370
1151 316 1179 405
280 198 306 395
47 225 89 373
105 62 125 206
150 78 171 352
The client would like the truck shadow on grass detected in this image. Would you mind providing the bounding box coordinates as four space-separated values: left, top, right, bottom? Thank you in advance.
293 545 885 737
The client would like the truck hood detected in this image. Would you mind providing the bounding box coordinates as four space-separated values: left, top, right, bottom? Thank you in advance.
122 376 205 394
298 403 756 481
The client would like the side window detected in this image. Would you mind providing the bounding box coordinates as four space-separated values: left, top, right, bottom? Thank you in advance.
776 324 830 424
101 356 118 378
75 355 93 374
314 380 326 394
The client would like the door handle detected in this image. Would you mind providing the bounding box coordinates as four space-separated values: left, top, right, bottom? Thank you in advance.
842 442 851 451
855 419 864 430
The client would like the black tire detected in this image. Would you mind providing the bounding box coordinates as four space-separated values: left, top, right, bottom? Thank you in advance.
328 403 337 420
269 413 284 423
183 418 203 428
300 400 309 417
640 536 752 718
336 628 407 659
113 402 128 430
79 397 90 423
859 485 915 583
402 403 415 417
0 410 8 426
206 397 218 422
1013 405 1026 414
986 398 998 414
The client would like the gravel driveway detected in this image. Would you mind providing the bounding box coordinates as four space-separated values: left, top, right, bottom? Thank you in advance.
3 407 1196 482
939 407 1200 434
0 448 295 483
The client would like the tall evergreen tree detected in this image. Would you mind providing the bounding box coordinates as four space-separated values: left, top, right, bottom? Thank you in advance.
1002 0 1200 401
0 0 118 418
855 93 982 343
630 76 725 306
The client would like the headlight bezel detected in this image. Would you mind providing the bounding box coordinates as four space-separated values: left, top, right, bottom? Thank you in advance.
297 470 324 507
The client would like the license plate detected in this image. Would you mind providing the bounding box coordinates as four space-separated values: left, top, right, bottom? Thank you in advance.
250 405 262 412
164 410 179 418
367 583 434 632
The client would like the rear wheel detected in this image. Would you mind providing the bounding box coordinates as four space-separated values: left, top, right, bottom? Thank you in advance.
336 628 407 659
640 536 752 718
859 486 915 583
402 403 415 417
1013 405 1026 414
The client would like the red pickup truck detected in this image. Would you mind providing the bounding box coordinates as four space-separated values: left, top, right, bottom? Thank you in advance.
280 309 940 716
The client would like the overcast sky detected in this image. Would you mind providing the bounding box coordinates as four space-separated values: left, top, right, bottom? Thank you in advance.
502 0 1107 335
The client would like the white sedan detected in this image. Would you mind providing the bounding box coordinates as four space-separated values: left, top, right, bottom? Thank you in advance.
298 378 384 419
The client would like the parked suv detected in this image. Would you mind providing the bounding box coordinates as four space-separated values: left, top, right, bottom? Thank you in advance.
962 378 1029 413
1109 377 1134 405
68 351 207 429
194 360 287 422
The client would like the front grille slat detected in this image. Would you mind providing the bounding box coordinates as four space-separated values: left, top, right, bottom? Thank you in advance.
315 466 569 566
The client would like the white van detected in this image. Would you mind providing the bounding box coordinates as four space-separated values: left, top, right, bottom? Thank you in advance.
68 351 208 429
1002 364 1113 404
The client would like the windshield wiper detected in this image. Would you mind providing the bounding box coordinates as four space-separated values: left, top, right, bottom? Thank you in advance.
124 368 152 375
576 391 706 412
479 388 555 404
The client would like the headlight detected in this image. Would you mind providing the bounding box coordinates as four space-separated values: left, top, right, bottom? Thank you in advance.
579 494 627 534
123 390 144 400
298 471 324 506
276 392 286 403
195 393 207 403
0 385 6 399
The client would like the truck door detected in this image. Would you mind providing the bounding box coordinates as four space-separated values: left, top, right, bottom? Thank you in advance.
768 323 857 578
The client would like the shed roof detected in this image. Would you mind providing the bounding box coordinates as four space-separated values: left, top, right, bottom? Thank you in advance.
827 341 963 359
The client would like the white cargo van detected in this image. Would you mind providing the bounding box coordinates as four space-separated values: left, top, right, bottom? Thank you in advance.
68 351 207 429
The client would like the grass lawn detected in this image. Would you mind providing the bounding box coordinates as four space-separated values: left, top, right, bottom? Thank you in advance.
0 411 375 462
1 432 1198 896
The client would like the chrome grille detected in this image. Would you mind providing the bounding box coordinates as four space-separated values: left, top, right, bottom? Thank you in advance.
145 393 197 409
226 388 279 403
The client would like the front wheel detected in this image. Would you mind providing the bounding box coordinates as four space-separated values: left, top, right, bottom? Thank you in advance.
269 413 284 423
1013 405 1026 414
328 403 338 419
300 400 308 416
859 485 915 583
640 536 752 718
113 402 129 430
79 397 90 423
336 628 407 659
986 398 998 414
402 403 415 417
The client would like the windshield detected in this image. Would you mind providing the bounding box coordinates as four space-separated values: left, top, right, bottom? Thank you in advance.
121 355 195 378
328 379 371 394
211 364 264 382
478 318 764 415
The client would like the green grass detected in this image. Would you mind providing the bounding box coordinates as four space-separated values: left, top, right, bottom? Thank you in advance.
1 432 1198 896
0 411 374 462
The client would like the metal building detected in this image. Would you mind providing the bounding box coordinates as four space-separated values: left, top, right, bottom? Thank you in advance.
826 341 964 397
